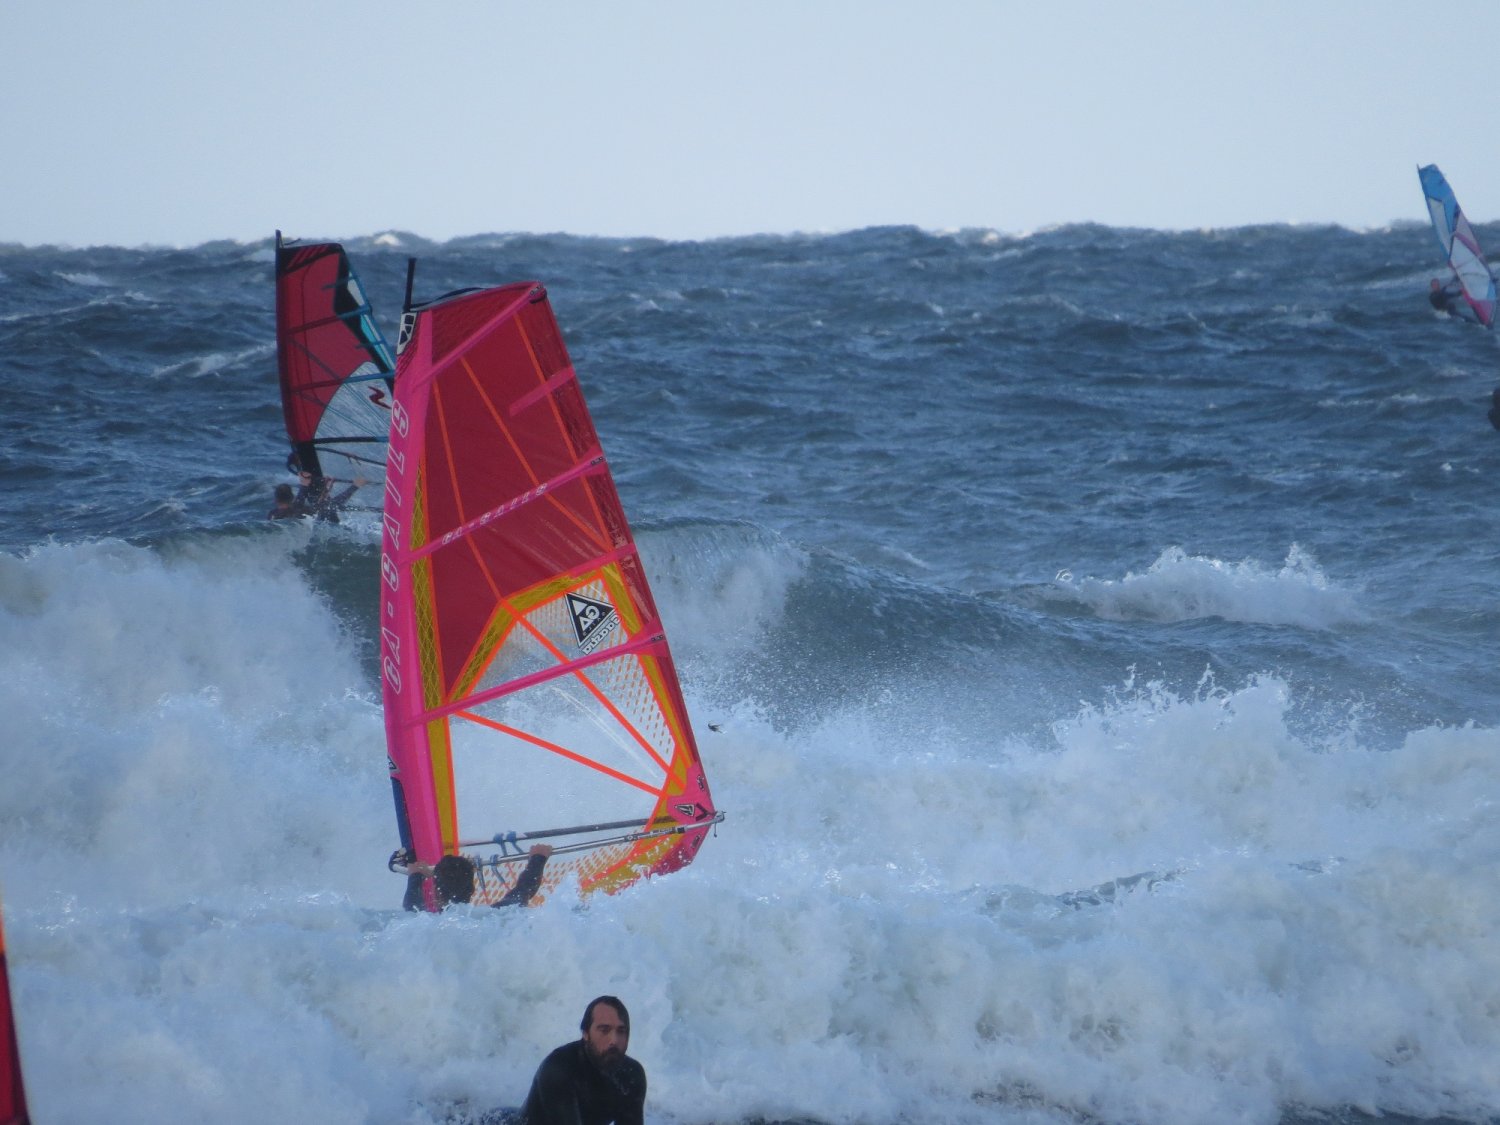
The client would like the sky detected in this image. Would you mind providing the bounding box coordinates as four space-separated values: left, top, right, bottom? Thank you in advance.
5 1 1500 248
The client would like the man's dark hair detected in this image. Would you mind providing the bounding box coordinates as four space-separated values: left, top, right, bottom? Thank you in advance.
433 854 476 904
274 483 294 503
580 995 629 1034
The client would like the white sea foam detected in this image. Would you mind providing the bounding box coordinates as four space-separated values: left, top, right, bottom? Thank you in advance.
149 342 271 380
57 271 109 287
635 522 804 666
3 541 1498 1124
1050 545 1364 629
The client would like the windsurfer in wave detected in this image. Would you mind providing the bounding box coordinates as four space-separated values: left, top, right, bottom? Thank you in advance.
519 996 645 1125
267 470 368 521
1428 277 1480 322
400 844 553 911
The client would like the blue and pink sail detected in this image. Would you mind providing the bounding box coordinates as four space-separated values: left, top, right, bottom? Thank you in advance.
1419 164 1497 327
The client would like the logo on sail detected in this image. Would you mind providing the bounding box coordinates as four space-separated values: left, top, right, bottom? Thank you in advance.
566 592 619 654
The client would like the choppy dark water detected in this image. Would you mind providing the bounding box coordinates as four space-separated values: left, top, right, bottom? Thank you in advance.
1 225 1497 1124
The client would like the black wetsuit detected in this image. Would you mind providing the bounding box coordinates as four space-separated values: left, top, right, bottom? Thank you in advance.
489 853 548 908
1430 280 1482 323
304 480 360 523
519 1040 645 1125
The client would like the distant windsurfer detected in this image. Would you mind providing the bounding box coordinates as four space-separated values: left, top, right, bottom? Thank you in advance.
1428 277 1479 322
267 471 368 521
519 996 645 1125
400 844 553 911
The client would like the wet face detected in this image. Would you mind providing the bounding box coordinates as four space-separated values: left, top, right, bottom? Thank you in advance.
582 1003 629 1070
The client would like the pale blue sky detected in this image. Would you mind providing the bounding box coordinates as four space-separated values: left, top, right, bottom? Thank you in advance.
5 1 1499 247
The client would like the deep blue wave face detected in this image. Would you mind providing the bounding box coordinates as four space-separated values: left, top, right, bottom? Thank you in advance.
4 224 1500 1124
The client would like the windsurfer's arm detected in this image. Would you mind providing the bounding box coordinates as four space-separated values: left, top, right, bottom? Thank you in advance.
334 477 368 505
392 848 433 911
317 476 369 520
491 845 552 909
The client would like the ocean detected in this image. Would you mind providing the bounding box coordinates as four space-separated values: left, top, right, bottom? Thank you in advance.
1 223 1498 1125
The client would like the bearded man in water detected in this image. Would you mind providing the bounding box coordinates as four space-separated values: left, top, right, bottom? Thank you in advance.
520 996 645 1125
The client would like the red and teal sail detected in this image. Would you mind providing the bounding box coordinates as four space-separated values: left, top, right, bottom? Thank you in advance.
275 232 397 486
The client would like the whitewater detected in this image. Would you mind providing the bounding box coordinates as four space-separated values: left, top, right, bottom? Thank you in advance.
1 222 1498 1124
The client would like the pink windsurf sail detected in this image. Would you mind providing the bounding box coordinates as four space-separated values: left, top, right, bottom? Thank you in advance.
380 276 721 910
0 897 29 1125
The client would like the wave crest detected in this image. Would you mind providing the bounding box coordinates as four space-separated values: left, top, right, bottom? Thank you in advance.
1052 544 1364 628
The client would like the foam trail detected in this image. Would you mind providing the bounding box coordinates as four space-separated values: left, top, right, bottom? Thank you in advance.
1052 545 1365 628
